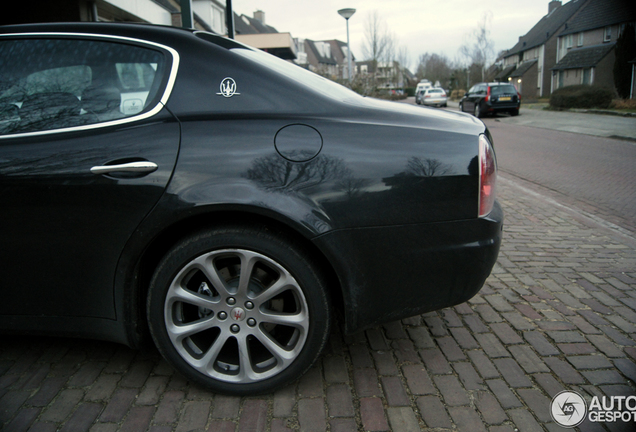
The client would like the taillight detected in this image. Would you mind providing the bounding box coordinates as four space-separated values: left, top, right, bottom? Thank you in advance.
485 86 491 102
478 134 497 217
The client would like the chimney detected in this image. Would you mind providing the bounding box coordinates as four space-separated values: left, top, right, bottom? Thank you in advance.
548 0 561 14
253 10 265 24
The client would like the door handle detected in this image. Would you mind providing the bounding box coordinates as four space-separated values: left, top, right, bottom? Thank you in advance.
90 161 158 175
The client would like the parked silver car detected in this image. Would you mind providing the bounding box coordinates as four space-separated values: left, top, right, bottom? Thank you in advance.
421 88 448 107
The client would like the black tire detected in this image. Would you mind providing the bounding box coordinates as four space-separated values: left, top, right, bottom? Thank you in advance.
474 102 482 118
147 225 331 395
511 108 519 116
459 102 463 112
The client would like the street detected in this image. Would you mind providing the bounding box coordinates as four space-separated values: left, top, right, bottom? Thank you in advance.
414 98 636 234
485 116 636 235
2 102 636 432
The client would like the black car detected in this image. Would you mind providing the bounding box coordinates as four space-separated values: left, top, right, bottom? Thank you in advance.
459 82 520 117
415 89 425 104
0 23 502 395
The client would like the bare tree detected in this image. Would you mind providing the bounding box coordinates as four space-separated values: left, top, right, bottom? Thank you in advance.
395 45 411 87
416 53 453 88
406 157 452 177
396 46 409 71
459 12 495 82
362 11 392 70
245 152 350 192
415 53 429 81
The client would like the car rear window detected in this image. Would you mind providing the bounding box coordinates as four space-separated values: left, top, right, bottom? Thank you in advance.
490 85 517 96
428 89 443 94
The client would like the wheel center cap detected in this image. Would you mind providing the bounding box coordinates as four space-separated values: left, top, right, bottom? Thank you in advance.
230 307 246 321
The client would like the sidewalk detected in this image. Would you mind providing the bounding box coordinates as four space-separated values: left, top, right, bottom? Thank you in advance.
1 175 636 432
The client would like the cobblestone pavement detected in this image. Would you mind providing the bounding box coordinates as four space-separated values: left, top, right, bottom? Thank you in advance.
1 174 636 432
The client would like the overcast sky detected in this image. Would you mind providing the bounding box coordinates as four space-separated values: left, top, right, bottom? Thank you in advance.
232 0 557 68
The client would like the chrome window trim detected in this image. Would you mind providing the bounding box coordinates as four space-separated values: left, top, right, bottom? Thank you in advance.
0 32 180 140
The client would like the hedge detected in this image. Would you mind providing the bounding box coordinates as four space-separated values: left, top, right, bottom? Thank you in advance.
550 85 614 109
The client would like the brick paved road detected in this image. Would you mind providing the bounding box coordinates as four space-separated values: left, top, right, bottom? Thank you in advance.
2 174 636 432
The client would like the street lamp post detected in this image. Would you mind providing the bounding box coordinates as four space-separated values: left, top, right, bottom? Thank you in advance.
338 8 356 83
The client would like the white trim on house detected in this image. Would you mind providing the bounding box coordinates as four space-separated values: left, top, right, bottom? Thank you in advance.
103 0 172 25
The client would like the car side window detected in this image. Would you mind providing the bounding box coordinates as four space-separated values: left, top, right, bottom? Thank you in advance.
467 85 478 95
0 37 167 136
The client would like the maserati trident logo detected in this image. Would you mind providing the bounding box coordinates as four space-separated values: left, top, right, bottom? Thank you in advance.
231 307 245 321
217 77 240 98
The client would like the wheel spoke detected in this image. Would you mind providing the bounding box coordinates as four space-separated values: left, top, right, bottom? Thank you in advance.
236 251 259 297
253 274 293 304
193 332 229 372
167 315 216 341
255 329 296 363
236 334 258 381
167 285 218 310
190 255 232 297
259 310 308 328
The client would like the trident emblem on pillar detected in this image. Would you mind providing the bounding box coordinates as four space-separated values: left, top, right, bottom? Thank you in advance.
217 77 240 98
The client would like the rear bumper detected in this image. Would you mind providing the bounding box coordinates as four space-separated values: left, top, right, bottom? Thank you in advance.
423 98 447 106
312 202 503 333
487 102 519 113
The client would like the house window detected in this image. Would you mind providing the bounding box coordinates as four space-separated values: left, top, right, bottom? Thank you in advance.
583 68 592 85
604 26 611 42
577 32 583 46
210 4 224 34
565 34 573 49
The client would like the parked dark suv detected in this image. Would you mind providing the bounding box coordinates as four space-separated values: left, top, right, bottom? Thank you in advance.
459 82 520 118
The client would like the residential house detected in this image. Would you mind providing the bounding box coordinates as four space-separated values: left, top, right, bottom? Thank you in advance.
233 10 296 60
355 61 409 90
500 0 586 99
377 61 407 89
300 39 354 80
2 0 220 32
302 40 338 78
328 40 355 80
551 0 636 92
191 0 228 33
2 1 297 60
